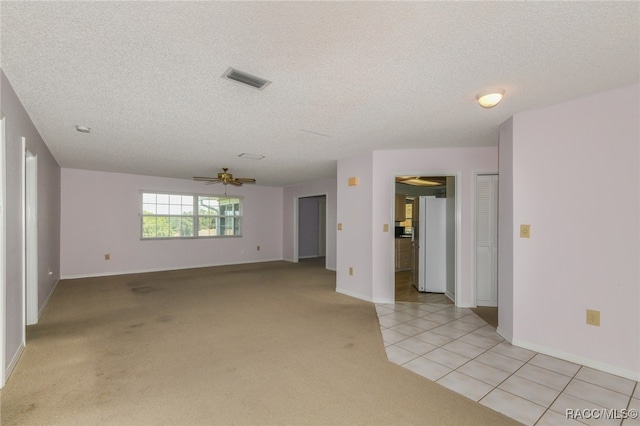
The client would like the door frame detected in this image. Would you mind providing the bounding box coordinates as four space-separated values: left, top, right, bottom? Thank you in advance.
392 171 461 306
23 140 38 326
0 117 6 387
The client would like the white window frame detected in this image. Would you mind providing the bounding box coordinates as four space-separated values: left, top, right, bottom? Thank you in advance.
140 191 243 240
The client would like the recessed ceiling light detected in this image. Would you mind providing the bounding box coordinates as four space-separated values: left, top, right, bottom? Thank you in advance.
238 153 265 160
75 125 91 133
476 90 505 108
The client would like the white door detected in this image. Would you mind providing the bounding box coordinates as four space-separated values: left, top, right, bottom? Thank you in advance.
475 174 498 307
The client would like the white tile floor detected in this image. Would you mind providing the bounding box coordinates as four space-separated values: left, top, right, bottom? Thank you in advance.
376 301 640 426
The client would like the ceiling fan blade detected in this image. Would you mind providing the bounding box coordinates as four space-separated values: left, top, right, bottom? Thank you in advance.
193 176 219 181
229 180 243 186
235 178 256 183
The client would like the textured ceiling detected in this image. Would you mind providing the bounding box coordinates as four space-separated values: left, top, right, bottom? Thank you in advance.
1 1 638 186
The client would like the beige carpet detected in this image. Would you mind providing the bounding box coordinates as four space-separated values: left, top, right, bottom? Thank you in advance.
1 259 517 425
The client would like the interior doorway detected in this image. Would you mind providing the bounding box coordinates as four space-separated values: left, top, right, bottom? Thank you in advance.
297 195 327 265
394 175 458 304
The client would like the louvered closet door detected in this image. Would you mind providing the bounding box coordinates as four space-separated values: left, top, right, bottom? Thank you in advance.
475 174 498 307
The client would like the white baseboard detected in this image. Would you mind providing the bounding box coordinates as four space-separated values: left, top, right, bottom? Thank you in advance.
496 326 513 343
507 334 640 382
4 342 25 386
445 291 455 303
336 287 373 303
38 279 60 319
61 258 284 280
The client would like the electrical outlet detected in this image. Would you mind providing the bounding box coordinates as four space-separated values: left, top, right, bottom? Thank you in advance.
349 267 353 276
257 245 260 251
586 309 600 326
337 223 343 231
520 224 531 238
383 224 389 232
104 254 110 260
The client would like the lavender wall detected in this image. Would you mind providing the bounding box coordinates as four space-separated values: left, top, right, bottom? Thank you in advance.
61 169 283 277
370 147 499 304
282 178 337 270
502 84 639 380
1 71 61 384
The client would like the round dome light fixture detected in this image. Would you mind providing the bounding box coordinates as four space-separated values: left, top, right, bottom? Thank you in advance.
476 90 504 108
75 125 91 133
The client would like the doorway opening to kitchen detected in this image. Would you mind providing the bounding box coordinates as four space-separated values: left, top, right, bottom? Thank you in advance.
394 175 457 305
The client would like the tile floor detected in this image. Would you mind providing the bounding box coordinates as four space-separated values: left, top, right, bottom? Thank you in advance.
376 301 640 426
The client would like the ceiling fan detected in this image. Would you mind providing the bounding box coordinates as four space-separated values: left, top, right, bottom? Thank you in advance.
193 168 256 186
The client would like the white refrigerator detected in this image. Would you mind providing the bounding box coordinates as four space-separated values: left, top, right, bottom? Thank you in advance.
413 196 447 293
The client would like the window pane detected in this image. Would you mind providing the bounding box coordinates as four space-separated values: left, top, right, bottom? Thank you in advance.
156 216 171 237
142 203 156 214
142 193 156 203
198 216 218 236
157 204 170 215
157 193 169 204
169 204 182 215
169 194 182 204
142 216 157 238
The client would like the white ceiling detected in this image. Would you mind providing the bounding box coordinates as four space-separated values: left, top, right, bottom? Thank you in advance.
1 1 638 186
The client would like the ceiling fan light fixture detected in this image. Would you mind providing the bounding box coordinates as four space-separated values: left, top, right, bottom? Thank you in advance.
476 90 505 108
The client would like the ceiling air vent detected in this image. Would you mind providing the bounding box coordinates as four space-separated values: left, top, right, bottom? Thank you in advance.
222 67 271 90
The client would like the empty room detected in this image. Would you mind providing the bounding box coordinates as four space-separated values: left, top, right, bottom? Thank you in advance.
1 2 639 425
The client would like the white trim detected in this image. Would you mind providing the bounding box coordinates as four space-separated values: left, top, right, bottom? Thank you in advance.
5 342 24 384
60 258 284 280
0 116 6 387
20 138 26 344
25 150 38 325
496 326 513 343
445 291 455 303
336 287 383 303
509 335 640 382
38 279 59 318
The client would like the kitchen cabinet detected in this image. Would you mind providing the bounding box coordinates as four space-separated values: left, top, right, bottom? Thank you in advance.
395 238 412 271
395 194 407 221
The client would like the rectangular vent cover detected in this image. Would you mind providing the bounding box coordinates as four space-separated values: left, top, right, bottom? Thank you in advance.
222 67 271 90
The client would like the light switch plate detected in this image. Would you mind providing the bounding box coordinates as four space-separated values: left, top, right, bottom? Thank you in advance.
337 223 343 231
383 224 389 232
520 224 531 238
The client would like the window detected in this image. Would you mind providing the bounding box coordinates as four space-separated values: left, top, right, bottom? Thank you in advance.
141 192 242 239
399 199 413 234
